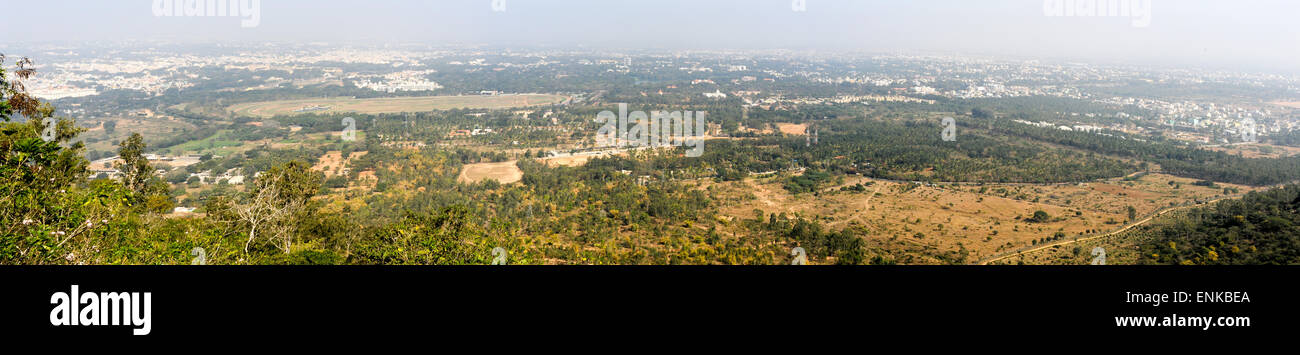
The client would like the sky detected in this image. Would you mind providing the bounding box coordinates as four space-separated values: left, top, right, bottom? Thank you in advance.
3 0 1299 73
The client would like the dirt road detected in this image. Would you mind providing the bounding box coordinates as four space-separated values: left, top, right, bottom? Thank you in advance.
976 196 1237 265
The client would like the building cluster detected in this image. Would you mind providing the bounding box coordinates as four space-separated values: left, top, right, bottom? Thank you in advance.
350 70 442 93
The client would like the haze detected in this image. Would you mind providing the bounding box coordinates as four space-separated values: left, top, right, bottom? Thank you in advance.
2 0 1298 73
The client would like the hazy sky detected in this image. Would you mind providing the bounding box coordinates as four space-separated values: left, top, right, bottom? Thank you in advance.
3 0 1299 73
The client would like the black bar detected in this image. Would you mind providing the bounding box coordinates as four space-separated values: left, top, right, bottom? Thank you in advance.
2 266 1293 344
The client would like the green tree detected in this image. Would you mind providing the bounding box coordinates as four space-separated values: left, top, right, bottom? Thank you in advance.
114 133 171 213
1027 210 1051 223
2 55 130 265
353 205 491 265
116 133 152 195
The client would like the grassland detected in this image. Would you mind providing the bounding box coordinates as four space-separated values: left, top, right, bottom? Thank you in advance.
77 116 196 153
1204 143 1300 159
995 208 1202 265
227 94 569 118
705 172 1261 264
774 123 809 135
163 129 246 156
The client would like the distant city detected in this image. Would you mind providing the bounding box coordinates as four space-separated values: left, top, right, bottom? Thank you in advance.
15 42 1299 146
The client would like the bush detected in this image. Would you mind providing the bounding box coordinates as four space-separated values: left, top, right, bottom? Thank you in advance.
1026 210 1051 223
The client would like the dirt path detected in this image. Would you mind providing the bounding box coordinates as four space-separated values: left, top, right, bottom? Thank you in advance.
861 184 883 209
976 195 1237 265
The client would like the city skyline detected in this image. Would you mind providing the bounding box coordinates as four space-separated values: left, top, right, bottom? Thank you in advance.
2 0 1299 74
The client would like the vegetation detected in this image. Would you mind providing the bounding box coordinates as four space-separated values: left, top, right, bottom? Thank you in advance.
6 49 1300 266
1134 184 1300 265
993 120 1300 186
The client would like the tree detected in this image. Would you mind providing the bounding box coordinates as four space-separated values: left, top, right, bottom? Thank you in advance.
256 160 323 206
0 54 49 122
116 133 152 195
114 133 171 212
2 54 123 265
211 160 323 254
165 169 189 184
232 183 301 253
1027 210 1051 223
353 205 491 265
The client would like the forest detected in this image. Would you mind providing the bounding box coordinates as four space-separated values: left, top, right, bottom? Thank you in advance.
990 118 1300 186
1132 184 1300 265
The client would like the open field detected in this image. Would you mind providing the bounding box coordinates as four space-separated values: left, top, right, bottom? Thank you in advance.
77 116 196 153
985 206 1207 265
538 150 627 167
163 129 246 156
227 94 569 118
540 154 596 167
1204 143 1300 159
313 151 368 177
775 123 808 135
1270 101 1300 109
458 161 524 184
706 173 1261 264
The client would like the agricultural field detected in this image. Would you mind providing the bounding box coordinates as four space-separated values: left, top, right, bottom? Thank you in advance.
538 151 626 167
76 116 197 153
227 94 569 118
162 129 248 156
458 161 524 184
774 123 809 135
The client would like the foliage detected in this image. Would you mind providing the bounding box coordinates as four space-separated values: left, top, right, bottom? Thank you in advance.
1136 184 1300 265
